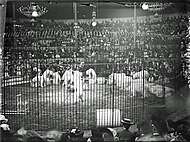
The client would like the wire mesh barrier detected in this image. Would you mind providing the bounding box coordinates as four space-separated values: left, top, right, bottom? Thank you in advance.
2 60 147 131
2 1 187 131
2 52 180 131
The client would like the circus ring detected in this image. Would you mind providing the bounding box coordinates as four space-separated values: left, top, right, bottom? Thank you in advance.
2 75 178 132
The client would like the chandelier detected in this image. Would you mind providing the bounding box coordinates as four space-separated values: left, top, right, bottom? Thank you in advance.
141 2 172 12
116 2 172 13
17 2 48 18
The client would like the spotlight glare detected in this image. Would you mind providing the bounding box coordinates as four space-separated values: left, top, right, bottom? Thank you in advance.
142 3 149 10
92 21 97 27
32 11 38 17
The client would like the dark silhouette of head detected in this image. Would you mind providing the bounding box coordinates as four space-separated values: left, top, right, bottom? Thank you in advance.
151 115 168 135
137 121 151 135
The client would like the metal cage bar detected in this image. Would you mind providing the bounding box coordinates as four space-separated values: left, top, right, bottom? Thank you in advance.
1 1 185 131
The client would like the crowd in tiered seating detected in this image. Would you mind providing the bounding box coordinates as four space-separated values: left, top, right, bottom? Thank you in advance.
3 14 188 88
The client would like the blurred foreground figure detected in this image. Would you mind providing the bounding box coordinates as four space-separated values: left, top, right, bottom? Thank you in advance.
136 121 152 137
90 128 104 142
0 114 14 142
45 129 62 142
14 126 45 142
135 115 168 141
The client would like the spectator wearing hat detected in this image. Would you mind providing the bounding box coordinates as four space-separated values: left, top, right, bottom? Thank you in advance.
117 118 135 142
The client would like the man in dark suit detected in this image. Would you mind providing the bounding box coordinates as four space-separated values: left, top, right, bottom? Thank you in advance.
117 118 135 142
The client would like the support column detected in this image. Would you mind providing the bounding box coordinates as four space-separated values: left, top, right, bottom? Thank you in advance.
133 3 136 50
73 2 78 50
0 0 7 114
73 2 78 128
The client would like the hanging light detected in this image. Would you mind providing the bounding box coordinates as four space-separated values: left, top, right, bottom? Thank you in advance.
92 21 97 27
18 2 48 18
92 10 97 27
32 11 38 17
0 3 5 7
91 2 97 27
142 3 149 10
141 2 172 12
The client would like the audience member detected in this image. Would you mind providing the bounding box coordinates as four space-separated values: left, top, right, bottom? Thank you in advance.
90 128 104 142
117 118 135 142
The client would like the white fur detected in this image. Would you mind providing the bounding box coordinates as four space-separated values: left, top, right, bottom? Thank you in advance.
97 77 106 84
42 69 54 78
131 78 148 84
107 73 126 86
61 69 74 87
62 69 83 102
31 74 44 87
132 70 149 79
31 69 54 87
5 72 9 78
126 83 150 98
86 68 97 84
70 70 83 102
52 72 61 84
86 68 97 79
124 76 133 87
149 84 174 97
42 69 54 86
